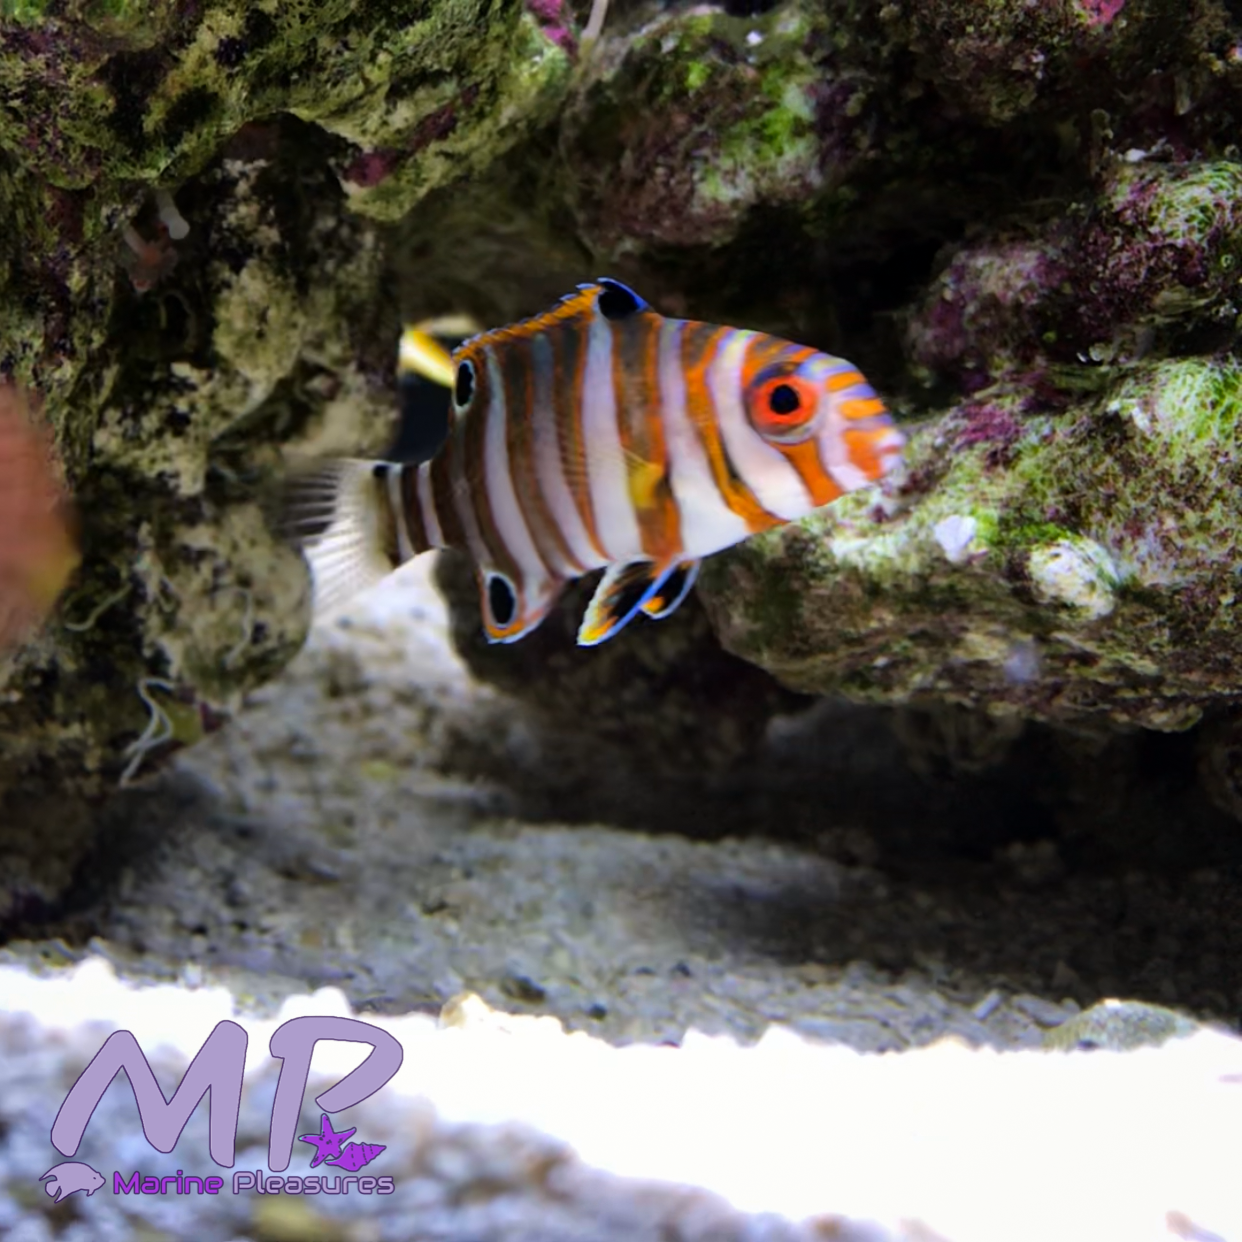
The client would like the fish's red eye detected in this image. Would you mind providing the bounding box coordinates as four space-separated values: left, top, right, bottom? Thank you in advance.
747 374 820 443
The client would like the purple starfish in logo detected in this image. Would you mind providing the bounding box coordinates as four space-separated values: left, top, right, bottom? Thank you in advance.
298 1113 356 1168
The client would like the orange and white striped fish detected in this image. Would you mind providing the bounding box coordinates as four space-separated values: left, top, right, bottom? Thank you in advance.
288 280 905 646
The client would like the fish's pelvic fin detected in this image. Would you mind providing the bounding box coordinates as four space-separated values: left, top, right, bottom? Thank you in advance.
577 559 677 647
479 567 565 644
282 458 405 623
641 558 700 620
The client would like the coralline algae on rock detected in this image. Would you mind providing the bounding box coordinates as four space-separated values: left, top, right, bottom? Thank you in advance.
910 160 1242 386
698 356 1242 731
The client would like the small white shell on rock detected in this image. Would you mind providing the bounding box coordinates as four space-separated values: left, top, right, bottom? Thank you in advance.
1027 537 1119 619
932 514 978 565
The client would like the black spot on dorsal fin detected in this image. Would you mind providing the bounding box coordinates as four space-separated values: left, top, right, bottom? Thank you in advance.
595 278 647 321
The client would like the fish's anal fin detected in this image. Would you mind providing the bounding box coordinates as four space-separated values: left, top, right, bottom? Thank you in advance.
641 558 700 621
282 458 400 623
577 559 676 647
479 568 565 644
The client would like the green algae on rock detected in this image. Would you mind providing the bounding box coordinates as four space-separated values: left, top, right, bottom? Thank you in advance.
0 0 577 912
560 2 828 254
698 356 1242 732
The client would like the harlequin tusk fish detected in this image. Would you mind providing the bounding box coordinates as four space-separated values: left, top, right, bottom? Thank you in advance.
285 279 905 647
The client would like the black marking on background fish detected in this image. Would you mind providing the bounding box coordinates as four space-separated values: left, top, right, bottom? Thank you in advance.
392 373 452 465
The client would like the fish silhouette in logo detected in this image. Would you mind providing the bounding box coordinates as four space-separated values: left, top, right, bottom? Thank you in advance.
40 1161 105 1203
325 1140 386 1172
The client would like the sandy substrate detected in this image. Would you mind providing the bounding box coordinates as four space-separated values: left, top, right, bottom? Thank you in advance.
1 559 1241 1239
1 958 1240 1242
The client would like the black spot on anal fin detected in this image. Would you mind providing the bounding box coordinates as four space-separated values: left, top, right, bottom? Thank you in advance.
487 573 517 627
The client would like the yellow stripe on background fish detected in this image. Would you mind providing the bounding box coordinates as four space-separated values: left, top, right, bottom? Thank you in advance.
286 279 905 647
398 316 484 390
0 382 80 652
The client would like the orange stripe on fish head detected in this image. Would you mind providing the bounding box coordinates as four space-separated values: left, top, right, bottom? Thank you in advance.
680 321 777 535
739 341 903 497
737 338 845 506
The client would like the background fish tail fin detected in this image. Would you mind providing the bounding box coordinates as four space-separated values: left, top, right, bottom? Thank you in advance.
282 458 409 622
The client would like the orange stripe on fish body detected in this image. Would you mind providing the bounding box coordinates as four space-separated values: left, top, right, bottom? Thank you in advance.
290 279 905 646
611 309 681 563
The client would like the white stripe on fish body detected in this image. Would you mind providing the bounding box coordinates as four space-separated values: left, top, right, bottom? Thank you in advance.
386 466 416 562
416 461 443 549
709 329 815 522
582 310 644 562
658 316 752 559
448 418 491 568
530 332 603 575
481 348 555 589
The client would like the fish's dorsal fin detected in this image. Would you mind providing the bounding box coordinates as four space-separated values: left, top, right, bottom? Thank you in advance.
641 559 700 620
457 279 651 360
577 559 679 647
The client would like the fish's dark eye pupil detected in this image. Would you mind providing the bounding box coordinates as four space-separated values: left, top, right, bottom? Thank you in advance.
488 575 516 626
455 361 474 407
768 384 800 416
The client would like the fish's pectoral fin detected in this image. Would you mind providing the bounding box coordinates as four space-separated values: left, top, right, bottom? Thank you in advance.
624 449 666 515
577 559 676 647
281 458 402 623
641 559 700 621
479 568 565 644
